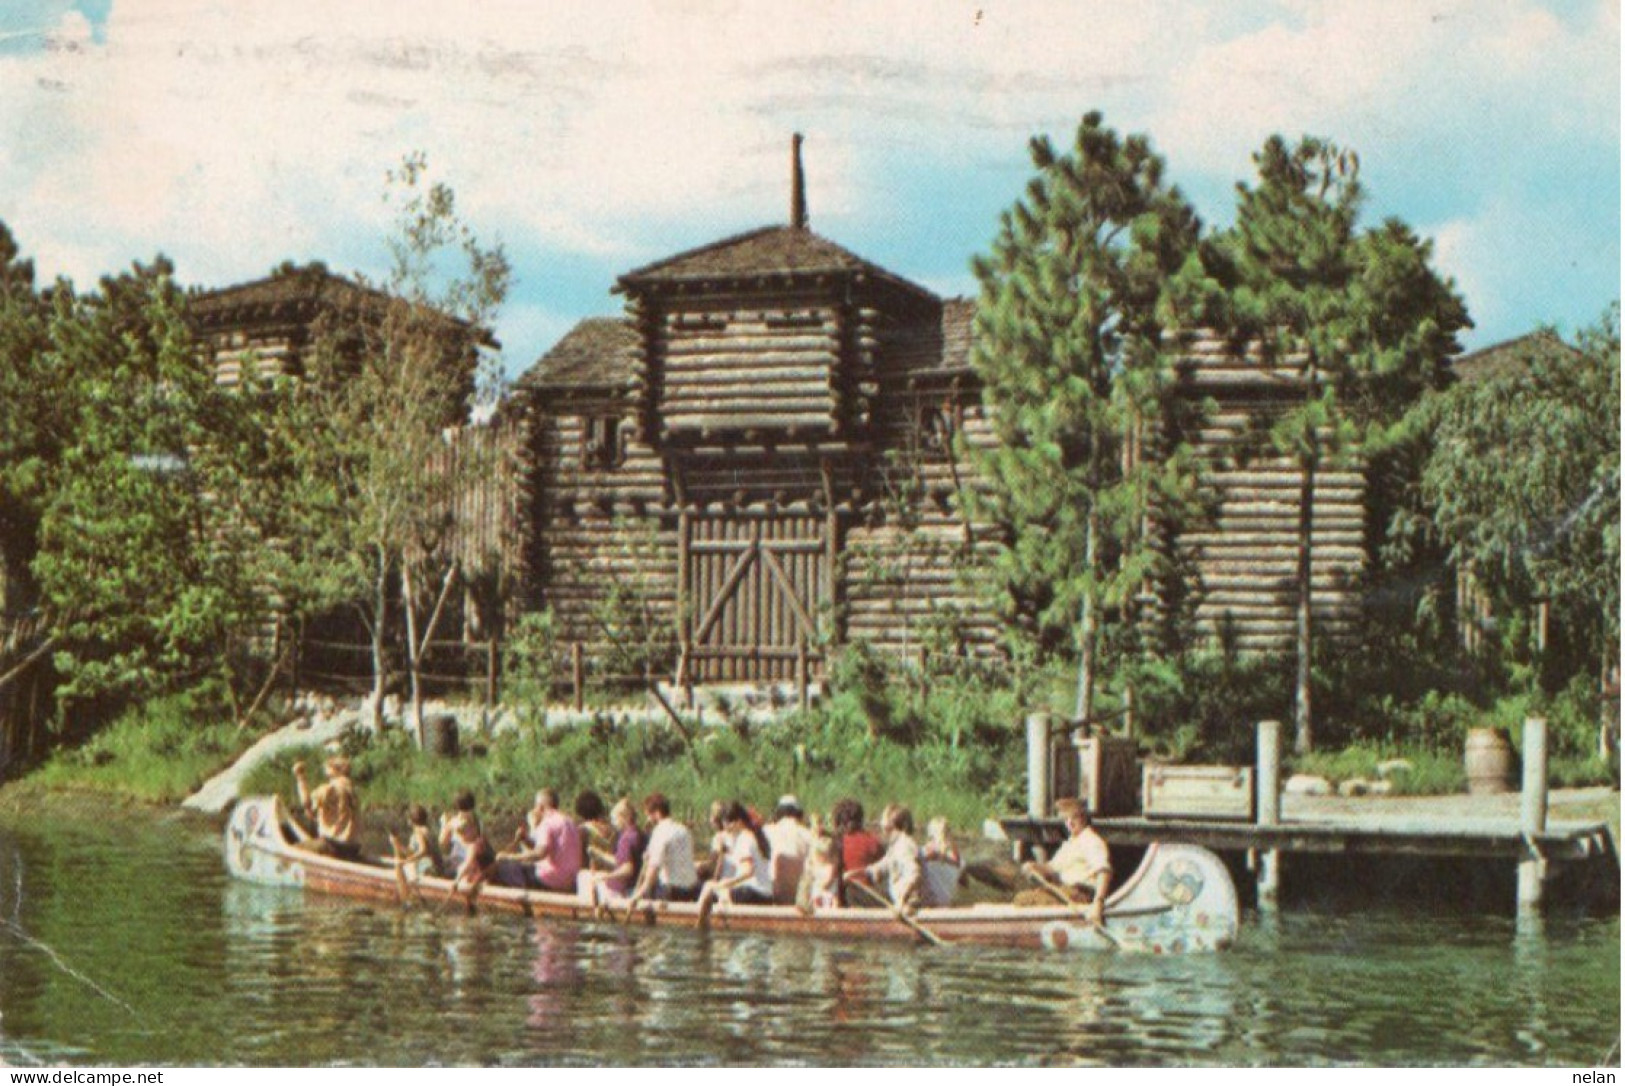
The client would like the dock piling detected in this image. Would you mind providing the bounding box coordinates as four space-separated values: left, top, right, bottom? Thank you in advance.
1026 712 1052 821
1256 719 1283 909
1518 716 1549 913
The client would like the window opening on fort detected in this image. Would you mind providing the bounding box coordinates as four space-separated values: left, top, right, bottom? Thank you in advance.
582 415 623 469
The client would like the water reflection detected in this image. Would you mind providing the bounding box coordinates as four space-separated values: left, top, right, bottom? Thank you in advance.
0 808 1619 1066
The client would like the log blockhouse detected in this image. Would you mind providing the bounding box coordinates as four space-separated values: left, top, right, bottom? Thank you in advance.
515 227 1006 685
1172 332 1367 653
187 265 526 684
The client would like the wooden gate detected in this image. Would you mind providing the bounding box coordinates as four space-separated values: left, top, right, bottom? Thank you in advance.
680 514 830 683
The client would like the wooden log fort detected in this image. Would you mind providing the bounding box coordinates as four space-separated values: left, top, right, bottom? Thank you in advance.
512 143 1005 685
514 139 1380 681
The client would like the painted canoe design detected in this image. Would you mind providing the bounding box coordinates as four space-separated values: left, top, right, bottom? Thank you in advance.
224 796 1239 953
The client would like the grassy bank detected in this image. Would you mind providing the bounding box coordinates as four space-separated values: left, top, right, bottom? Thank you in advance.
20 690 259 805
241 701 1029 836
11 664 1615 833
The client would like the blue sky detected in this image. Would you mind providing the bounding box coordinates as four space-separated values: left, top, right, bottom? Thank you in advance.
0 1 1617 378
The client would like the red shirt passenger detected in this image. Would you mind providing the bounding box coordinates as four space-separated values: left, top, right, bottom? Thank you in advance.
831 798 885 905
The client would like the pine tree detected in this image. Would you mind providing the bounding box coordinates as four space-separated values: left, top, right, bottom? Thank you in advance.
969 113 1203 723
1210 136 1469 752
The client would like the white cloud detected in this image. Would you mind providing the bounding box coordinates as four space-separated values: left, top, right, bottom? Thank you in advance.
0 0 1613 367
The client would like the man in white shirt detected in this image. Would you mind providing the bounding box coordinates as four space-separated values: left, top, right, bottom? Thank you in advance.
763 794 815 903
1022 798 1112 922
626 792 699 913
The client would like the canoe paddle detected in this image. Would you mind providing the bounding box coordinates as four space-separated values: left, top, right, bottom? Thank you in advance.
846 877 946 948
437 874 466 916
388 835 410 907
1026 870 1120 949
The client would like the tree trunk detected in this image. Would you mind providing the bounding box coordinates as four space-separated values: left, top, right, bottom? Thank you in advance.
401 560 425 748
368 550 389 735
1294 441 1317 756
402 560 460 750
1073 510 1099 725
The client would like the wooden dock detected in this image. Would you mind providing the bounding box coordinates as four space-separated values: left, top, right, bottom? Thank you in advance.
1013 716 1621 913
1005 811 1617 864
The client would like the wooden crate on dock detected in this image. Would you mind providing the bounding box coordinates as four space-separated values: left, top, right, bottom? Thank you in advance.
1142 764 1255 820
1051 735 1139 816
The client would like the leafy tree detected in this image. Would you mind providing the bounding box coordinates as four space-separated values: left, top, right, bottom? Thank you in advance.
0 223 51 622
288 155 510 741
1205 136 1469 752
1421 309 1619 694
969 112 1205 724
27 260 263 707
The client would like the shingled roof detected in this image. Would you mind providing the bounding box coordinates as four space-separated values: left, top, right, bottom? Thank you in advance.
616 224 937 305
1452 330 1581 384
188 265 388 330
516 317 637 391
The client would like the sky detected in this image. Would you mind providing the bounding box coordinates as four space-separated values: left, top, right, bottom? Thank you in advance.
0 0 1618 379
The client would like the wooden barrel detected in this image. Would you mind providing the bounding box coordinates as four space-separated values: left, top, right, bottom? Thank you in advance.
427 714 459 759
1464 728 1517 795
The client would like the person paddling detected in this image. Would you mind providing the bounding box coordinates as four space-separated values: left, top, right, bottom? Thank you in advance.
292 754 361 860
831 798 884 906
625 792 700 916
582 797 645 909
696 801 776 924
1019 798 1112 923
845 804 923 912
389 803 442 904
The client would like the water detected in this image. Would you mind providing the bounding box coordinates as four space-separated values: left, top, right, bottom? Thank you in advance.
0 800 1616 1066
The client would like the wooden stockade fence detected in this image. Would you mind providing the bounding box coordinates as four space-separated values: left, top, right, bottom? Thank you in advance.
295 634 698 712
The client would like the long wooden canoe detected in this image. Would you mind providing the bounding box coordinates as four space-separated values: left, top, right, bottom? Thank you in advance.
224 796 1239 953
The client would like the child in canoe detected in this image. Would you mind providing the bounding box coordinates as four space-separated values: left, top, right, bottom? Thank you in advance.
439 791 497 914
388 803 443 903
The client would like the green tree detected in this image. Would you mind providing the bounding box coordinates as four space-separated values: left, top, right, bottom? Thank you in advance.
288 155 510 741
1207 136 1469 752
1421 308 1619 694
969 112 1205 723
27 259 263 707
0 225 49 623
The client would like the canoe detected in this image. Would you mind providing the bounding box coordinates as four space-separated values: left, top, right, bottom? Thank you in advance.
224 796 1239 953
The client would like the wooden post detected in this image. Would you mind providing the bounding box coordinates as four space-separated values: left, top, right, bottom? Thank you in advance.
571 642 585 713
1123 683 1136 739
1518 716 1549 913
1026 712 1053 820
796 639 810 713
1256 719 1283 909
485 639 498 708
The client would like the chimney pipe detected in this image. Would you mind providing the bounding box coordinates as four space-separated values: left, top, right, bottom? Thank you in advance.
791 133 808 230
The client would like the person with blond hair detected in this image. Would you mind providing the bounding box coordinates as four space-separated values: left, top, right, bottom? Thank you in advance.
581 797 645 907
292 754 361 860
1020 798 1112 922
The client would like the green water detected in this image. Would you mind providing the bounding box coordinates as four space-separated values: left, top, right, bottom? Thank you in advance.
0 799 1616 1066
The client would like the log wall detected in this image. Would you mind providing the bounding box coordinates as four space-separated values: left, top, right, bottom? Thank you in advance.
1177 344 1368 652
522 398 677 654
203 326 304 387
638 294 843 439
